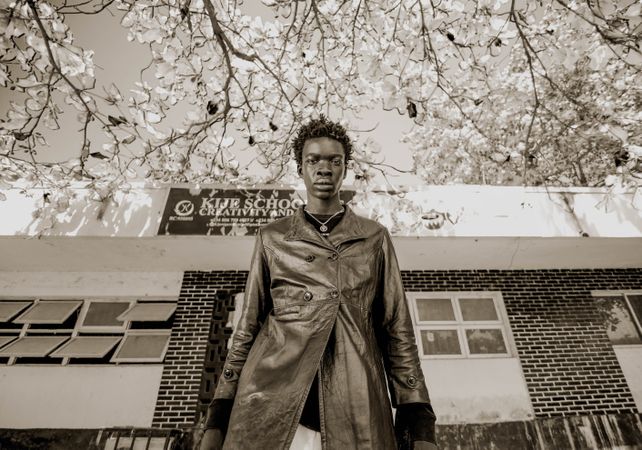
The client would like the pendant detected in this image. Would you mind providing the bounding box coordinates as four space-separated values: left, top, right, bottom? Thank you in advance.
320 225 328 232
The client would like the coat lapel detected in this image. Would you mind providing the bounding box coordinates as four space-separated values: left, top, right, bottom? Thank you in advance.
327 205 367 247
284 205 367 249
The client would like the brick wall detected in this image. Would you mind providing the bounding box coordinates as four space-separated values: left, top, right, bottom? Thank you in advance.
152 271 247 428
401 269 642 417
154 268 641 427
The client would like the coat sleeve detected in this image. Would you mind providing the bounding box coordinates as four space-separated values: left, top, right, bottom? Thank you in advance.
212 228 272 401
374 228 431 407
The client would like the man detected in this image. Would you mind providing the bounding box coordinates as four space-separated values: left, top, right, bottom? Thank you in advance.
200 116 437 449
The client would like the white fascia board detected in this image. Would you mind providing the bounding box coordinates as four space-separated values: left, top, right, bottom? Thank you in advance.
0 235 640 271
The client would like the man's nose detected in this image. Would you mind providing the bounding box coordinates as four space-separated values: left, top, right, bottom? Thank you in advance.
316 162 332 175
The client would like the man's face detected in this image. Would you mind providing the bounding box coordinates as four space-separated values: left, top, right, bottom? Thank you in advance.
298 137 346 201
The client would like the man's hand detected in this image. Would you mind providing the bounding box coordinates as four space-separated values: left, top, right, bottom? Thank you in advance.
198 428 224 450
413 441 438 450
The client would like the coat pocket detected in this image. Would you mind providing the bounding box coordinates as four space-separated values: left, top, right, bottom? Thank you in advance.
272 304 301 321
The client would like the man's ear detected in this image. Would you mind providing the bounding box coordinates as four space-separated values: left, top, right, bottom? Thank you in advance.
297 165 302 177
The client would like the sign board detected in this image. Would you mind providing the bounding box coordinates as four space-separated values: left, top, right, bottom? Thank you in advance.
158 188 355 236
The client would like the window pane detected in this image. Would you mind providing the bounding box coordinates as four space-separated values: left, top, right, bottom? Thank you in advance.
420 329 461 355
0 336 68 357
50 336 122 358
117 303 176 322
416 298 455 321
112 333 170 361
466 328 508 354
0 302 32 322
14 301 82 324
459 298 498 321
82 302 130 327
596 297 642 345
626 294 642 325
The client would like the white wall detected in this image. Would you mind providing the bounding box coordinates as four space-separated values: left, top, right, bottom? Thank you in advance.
421 358 534 424
613 346 642 413
0 271 183 298
0 365 163 428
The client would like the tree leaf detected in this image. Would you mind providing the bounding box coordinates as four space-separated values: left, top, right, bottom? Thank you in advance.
121 135 136 144
207 100 218 115
108 115 126 126
407 101 417 118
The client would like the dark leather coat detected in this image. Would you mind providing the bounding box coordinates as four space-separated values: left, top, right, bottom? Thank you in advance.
214 206 431 449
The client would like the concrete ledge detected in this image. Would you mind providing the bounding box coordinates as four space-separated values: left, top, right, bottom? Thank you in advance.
435 413 642 449
0 429 96 450
2 413 641 449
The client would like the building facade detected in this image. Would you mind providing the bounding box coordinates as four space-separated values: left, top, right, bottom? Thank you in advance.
0 184 641 449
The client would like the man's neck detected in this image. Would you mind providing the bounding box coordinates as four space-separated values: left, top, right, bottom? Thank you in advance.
305 196 343 215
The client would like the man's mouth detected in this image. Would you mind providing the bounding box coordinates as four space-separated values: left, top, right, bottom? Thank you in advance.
313 181 334 191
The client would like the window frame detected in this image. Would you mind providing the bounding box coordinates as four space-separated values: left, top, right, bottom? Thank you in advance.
116 301 177 323
407 291 515 359
76 299 134 333
12 300 83 325
50 336 123 359
110 330 172 363
0 335 18 350
0 301 33 322
591 290 642 348
0 335 69 358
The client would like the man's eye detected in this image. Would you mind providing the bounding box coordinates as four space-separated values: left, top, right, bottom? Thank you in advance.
332 159 343 166
306 159 318 165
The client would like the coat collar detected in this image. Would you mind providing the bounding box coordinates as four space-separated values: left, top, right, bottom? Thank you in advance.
284 204 367 249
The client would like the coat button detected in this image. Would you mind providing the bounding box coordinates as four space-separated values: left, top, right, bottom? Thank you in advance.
407 375 417 387
224 368 233 379
303 291 313 301
329 252 338 261
305 255 315 262
329 290 339 299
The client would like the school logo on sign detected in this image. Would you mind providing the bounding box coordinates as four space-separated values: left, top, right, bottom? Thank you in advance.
173 200 195 217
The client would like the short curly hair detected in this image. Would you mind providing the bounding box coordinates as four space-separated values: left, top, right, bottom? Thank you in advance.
291 115 353 171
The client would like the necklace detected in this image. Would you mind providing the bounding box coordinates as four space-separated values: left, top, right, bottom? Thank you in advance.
304 207 344 233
